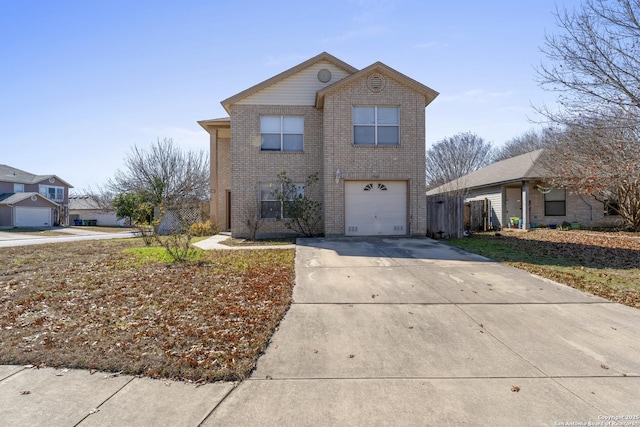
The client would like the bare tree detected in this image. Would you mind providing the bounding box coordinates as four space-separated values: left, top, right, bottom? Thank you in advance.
241 186 264 241
426 132 493 190
537 0 640 126
541 122 640 231
107 138 209 207
76 185 115 211
493 129 546 162
536 0 640 230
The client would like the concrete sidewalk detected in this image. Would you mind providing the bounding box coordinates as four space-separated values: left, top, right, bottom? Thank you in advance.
1 237 639 426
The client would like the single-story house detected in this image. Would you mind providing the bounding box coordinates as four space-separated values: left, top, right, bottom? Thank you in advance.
199 52 439 238
0 164 72 227
68 196 125 227
426 149 620 230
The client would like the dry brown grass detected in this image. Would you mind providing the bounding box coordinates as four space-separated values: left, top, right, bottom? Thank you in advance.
0 239 295 383
449 229 640 309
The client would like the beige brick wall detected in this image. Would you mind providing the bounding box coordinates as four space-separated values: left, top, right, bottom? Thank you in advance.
230 105 324 238
529 189 621 227
322 71 427 236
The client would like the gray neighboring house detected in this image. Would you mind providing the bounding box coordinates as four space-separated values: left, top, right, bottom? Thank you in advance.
0 164 73 227
68 196 124 227
426 149 620 230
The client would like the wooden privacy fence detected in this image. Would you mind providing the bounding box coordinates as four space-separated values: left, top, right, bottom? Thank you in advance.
426 195 464 239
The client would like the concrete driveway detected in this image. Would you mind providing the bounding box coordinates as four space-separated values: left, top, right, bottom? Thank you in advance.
206 237 640 426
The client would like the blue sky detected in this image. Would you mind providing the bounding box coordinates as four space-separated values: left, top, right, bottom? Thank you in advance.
1 0 581 191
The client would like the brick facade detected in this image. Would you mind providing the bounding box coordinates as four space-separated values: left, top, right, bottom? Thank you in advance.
199 53 438 238
322 71 427 236
229 105 324 237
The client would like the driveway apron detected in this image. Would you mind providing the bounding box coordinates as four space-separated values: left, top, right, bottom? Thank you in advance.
206 237 640 426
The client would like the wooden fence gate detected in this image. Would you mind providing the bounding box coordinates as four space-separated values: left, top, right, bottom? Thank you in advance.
467 198 491 232
426 195 464 239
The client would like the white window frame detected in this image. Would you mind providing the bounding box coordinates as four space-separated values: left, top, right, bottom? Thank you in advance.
39 185 64 202
14 183 25 193
260 183 304 219
260 116 304 152
353 106 399 146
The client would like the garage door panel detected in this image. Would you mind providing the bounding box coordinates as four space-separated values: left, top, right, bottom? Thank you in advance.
345 181 407 236
15 207 51 227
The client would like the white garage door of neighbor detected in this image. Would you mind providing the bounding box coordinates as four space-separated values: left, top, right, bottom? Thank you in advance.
15 207 51 227
345 181 407 236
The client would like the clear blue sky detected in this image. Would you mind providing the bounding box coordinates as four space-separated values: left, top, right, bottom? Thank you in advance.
1 0 581 191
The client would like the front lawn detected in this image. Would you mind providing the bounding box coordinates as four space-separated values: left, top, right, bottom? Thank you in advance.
447 229 640 309
0 239 295 382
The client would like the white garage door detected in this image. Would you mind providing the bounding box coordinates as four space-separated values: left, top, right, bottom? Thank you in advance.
15 207 51 227
345 181 407 236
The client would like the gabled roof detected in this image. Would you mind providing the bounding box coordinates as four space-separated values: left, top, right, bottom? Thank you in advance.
426 149 547 195
316 61 439 109
0 192 59 206
0 164 73 188
220 52 359 114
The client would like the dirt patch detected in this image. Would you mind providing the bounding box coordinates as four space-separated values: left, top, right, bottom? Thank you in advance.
0 239 295 383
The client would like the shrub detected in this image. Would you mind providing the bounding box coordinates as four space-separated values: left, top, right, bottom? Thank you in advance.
189 220 217 237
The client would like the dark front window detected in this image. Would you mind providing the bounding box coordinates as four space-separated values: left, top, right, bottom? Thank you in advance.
260 116 304 151
353 106 399 146
260 183 304 219
604 199 620 216
544 188 566 216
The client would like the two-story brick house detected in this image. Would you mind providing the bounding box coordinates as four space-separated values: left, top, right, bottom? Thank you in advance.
199 52 438 238
0 164 72 227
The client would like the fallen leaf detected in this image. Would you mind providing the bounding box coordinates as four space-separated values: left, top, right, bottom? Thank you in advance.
600 364 609 370
348 354 355 359
511 386 520 392
20 390 31 395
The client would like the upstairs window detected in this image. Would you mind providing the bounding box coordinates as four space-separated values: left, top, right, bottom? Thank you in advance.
353 106 399 146
39 185 64 202
14 183 24 193
544 188 566 216
260 116 304 151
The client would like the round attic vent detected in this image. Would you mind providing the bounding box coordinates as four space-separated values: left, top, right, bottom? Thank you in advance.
49 177 55 183
31 195 37 201
317 68 332 83
367 73 386 92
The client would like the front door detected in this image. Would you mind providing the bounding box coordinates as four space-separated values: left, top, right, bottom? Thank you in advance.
505 187 522 227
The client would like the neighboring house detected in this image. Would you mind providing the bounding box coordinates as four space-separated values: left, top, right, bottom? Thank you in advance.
68 196 125 227
426 149 620 230
0 164 73 227
199 52 438 238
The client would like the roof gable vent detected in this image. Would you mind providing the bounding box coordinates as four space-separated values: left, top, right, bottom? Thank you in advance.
367 73 386 92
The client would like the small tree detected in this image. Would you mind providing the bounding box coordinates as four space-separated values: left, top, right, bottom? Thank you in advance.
541 123 640 231
107 138 209 207
242 188 264 241
271 171 322 237
154 205 198 263
113 192 156 245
